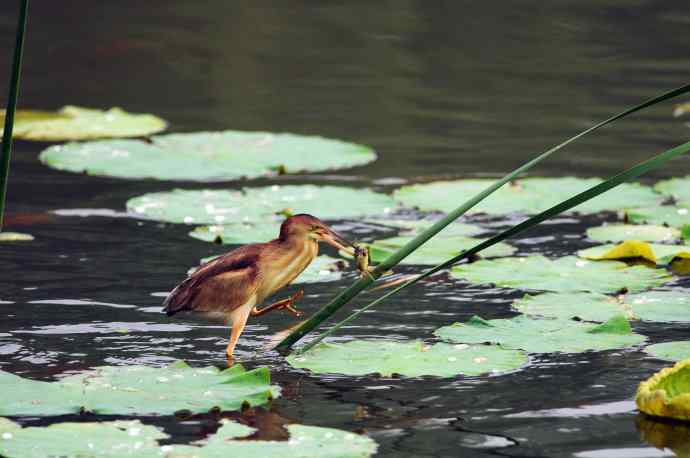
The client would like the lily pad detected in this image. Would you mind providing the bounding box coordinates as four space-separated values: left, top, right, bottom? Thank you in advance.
364 219 483 237
0 232 34 242
171 419 378 458
450 255 671 293
636 358 690 421
190 222 283 244
196 255 348 285
286 340 528 377
3 106 167 141
645 342 690 362
0 419 167 458
655 176 690 203
394 177 662 216
586 224 681 243
0 361 279 416
578 241 690 265
625 204 690 228
361 235 515 265
514 291 690 323
41 130 375 181
434 315 645 354
127 185 395 225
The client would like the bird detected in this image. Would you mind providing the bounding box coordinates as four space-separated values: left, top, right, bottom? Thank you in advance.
162 214 355 361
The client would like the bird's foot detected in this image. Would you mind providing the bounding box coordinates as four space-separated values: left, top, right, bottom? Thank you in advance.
284 288 304 317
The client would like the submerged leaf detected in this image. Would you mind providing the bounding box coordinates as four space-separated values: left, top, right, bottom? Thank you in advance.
645 341 690 362
586 224 680 243
0 420 167 458
450 255 671 293
4 106 167 141
171 419 378 458
127 185 395 225
636 359 690 421
434 315 645 353
578 241 690 265
287 340 527 377
514 290 690 323
361 235 515 265
41 130 375 180
625 204 690 228
394 177 662 216
0 361 279 416
0 232 33 242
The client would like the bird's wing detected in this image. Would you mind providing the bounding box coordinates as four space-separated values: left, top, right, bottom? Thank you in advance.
163 244 262 316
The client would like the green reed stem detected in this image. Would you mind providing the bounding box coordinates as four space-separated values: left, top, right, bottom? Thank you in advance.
0 0 29 231
275 83 690 352
300 139 690 353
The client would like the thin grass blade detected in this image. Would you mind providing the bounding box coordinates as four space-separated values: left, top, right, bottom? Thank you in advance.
275 83 690 352
298 139 690 353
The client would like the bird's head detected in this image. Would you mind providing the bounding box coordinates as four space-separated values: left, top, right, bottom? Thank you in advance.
279 214 355 253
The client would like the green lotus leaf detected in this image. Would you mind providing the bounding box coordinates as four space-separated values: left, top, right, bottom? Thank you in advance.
450 255 671 293
363 219 484 237
434 315 645 353
655 176 690 203
586 224 681 243
361 235 515 265
625 204 690 228
197 255 348 285
41 130 375 181
645 342 690 362
127 185 396 225
287 340 528 377
0 419 168 458
514 291 690 323
578 241 690 265
190 222 283 244
0 361 279 416
636 359 690 421
171 419 378 458
3 106 167 141
394 177 662 215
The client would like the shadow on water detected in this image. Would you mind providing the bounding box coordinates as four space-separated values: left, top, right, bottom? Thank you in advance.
1 1 690 456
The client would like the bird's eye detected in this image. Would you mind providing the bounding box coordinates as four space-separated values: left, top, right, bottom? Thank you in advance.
310 225 320 232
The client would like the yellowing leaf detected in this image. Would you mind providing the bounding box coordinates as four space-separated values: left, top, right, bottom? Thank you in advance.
636 358 690 421
578 240 690 265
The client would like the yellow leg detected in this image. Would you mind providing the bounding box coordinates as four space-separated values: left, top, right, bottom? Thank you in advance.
226 310 250 361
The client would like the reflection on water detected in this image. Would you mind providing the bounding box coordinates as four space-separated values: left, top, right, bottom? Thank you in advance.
1 0 690 456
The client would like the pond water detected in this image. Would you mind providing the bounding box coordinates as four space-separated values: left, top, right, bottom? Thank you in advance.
2 1 690 457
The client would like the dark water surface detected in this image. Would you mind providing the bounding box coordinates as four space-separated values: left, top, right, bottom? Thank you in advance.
2 1 690 457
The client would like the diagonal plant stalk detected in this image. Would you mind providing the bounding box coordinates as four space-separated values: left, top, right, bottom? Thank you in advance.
299 138 690 353
0 0 30 231
275 83 690 352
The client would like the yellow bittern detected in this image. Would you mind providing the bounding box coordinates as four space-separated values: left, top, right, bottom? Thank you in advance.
163 214 355 360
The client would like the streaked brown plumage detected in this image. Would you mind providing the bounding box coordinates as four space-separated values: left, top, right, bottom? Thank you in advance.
163 214 354 360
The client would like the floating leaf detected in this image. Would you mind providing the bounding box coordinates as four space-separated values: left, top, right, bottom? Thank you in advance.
0 419 167 458
514 291 690 323
645 342 690 362
394 177 662 216
190 222 282 244
286 340 527 377
171 419 378 458
361 235 515 265
363 219 483 237
636 359 690 421
0 232 33 242
434 315 645 353
586 224 681 243
625 204 690 228
41 130 375 180
3 106 167 141
673 102 690 117
128 185 395 225
0 361 279 416
655 176 690 203
450 255 671 293
578 241 690 265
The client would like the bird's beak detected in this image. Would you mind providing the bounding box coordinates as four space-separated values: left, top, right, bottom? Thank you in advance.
321 227 356 255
